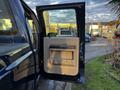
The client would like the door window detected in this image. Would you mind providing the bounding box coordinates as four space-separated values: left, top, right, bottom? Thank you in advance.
0 0 27 44
43 9 77 37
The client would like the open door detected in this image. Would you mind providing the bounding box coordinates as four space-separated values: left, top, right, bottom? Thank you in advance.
36 2 85 83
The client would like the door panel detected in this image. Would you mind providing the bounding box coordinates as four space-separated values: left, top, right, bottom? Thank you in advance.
44 37 79 76
13 55 35 81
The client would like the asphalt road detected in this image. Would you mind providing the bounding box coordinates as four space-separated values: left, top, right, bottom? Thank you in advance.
14 38 113 90
85 38 113 62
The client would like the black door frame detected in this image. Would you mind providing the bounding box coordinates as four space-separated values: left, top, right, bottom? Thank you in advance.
36 2 85 83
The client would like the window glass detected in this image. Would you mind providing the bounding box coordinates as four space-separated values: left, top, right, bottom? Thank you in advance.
43 9 77 37
0 0 27 44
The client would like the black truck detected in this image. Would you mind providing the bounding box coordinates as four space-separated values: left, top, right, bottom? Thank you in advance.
0 0 85 89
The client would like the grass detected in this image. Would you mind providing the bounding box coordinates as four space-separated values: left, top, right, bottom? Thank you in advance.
72 57 120 90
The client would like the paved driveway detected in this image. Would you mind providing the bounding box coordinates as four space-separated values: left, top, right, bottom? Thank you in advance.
85 38 113 62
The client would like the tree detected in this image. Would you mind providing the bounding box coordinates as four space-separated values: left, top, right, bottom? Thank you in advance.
109 0 120 17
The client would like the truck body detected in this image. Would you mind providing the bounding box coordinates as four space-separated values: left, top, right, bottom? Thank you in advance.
0 0 85 89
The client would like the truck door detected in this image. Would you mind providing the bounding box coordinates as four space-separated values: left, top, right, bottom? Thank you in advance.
36 3 85 83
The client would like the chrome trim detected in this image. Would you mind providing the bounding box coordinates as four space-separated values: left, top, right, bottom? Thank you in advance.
0 49 37 80
6 51 33 71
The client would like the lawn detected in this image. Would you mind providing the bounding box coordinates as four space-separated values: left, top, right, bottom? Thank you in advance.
72 56 120 90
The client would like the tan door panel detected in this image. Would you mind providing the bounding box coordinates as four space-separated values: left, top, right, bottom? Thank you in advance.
44 37 79 76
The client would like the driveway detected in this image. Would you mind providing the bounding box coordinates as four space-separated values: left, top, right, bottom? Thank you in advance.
85 38 113 62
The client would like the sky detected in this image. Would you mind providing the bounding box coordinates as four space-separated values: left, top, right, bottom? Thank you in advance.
24 0 118 23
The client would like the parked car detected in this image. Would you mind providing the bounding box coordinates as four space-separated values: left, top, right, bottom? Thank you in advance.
57 29 76 37
85 33 92 42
